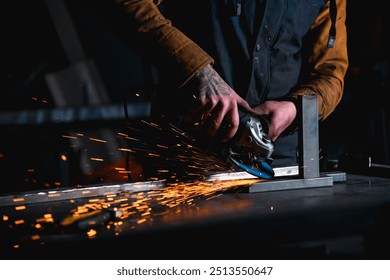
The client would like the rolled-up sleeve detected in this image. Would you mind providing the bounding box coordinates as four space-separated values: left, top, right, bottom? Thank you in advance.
113 0 214 87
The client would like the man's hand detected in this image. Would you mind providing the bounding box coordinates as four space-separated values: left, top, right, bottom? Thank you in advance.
253 100 297 142
183 64 256 142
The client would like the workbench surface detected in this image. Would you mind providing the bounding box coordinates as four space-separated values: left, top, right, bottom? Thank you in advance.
1 173 390 259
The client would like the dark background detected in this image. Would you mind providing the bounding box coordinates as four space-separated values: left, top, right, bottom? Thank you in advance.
2 1 389 193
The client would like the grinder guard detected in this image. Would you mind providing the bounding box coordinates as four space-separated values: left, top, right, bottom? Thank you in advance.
222 112 275 179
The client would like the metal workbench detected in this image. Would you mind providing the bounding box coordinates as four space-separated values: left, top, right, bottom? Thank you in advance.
1 173 390 259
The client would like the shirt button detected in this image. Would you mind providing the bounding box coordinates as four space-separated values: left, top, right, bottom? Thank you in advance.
255 44 261 52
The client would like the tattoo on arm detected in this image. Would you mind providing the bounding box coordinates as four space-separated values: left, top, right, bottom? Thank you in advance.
196 65 231 97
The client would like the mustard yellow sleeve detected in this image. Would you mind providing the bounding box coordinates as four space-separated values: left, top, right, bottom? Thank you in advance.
291 0 349 120
114 0 214 87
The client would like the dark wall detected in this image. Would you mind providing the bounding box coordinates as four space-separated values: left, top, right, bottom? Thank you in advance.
320 1 390 166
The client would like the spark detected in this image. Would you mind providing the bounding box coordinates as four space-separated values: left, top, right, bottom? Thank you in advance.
141 120 161 130
136 218 147 224
31 235 40 241
118 148 133 152
89 137 107 143
9 119 262 240
87 229 97 238
62 135 77 139
125 136 140 141
156 144 168 149
61 176 259 234
14 219 25 225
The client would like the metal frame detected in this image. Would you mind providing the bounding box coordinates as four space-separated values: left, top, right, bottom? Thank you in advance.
249 95 345 193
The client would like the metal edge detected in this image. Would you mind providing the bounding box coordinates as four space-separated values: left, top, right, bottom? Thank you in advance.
0 180 166 207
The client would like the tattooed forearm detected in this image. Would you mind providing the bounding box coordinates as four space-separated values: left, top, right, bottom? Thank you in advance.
196 65 231 97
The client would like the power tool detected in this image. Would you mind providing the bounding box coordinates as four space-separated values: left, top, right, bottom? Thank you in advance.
222 113 275 179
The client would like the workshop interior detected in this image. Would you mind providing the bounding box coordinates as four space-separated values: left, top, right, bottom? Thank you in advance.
2 1 390 259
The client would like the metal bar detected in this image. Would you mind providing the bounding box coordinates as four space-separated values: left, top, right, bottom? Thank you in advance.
298 95 320 179
0 103 151 125
0 180 166 207
248 176 333 193
339 154 390 178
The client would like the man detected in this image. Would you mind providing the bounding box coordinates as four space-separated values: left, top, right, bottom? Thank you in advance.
94 0 348 167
